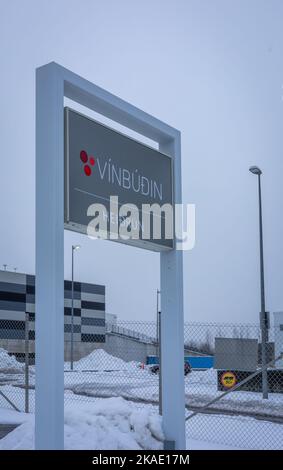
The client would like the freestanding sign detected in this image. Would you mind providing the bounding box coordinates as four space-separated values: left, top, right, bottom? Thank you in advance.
36 62 185 450
65 107 174 250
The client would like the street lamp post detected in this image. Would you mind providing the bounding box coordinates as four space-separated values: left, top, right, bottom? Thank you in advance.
71 245 80 370
249 166 269 399
156 289 162 415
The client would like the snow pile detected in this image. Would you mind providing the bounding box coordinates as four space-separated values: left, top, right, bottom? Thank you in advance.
0 397 164 450
0 348 24 373
189 368 217 385
66 349 136 372
198 368 217 383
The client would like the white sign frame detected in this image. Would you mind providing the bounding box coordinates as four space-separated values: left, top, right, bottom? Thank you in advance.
36 62 185 449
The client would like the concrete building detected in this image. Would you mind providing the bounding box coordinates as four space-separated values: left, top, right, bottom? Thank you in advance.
0 270 105 362
0 271 210 366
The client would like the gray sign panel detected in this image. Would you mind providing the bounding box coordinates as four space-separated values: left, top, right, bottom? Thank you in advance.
214 337 258 371
64 108 174 251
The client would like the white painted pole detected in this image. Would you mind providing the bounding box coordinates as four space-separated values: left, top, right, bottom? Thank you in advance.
160 135 186 450
35 63 64 449
35 61 185 450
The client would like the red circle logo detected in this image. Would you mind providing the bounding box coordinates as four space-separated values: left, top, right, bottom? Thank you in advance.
80 150 88 164
84 165 91 176
80 150 94 176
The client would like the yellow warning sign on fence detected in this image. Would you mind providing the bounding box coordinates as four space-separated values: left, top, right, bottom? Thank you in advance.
221 371 237 388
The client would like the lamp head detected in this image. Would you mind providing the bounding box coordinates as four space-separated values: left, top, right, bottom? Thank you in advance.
249 166 262 175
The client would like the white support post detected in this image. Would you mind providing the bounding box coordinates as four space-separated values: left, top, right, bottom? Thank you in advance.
35 62 185 450
160 136 186 450
35 64 65 449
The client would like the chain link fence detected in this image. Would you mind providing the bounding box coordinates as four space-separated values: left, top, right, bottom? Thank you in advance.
0 312 35 413
184 323 283 450
0 318 283 449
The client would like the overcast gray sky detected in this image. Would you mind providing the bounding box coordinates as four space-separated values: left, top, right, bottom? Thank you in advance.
0 0 282 323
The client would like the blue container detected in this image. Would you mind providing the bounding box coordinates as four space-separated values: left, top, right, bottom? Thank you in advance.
147 355 159 365
185 356 214 369
146 355 214 369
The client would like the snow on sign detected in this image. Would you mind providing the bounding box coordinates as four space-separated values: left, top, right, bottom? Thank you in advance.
64 107 174 251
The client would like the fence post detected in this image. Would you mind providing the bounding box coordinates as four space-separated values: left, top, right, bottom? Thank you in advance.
156 289 162 415
158 309 162 416
25 312 29 413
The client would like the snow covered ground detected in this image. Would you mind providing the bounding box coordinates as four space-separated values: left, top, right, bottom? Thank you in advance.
2 349 282 419
0 398 164 450
186 439 238 450
0 348 283 450
1 384 283 450
0 403 238 450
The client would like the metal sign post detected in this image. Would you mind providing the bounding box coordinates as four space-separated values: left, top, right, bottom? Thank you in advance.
36 62 185 449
